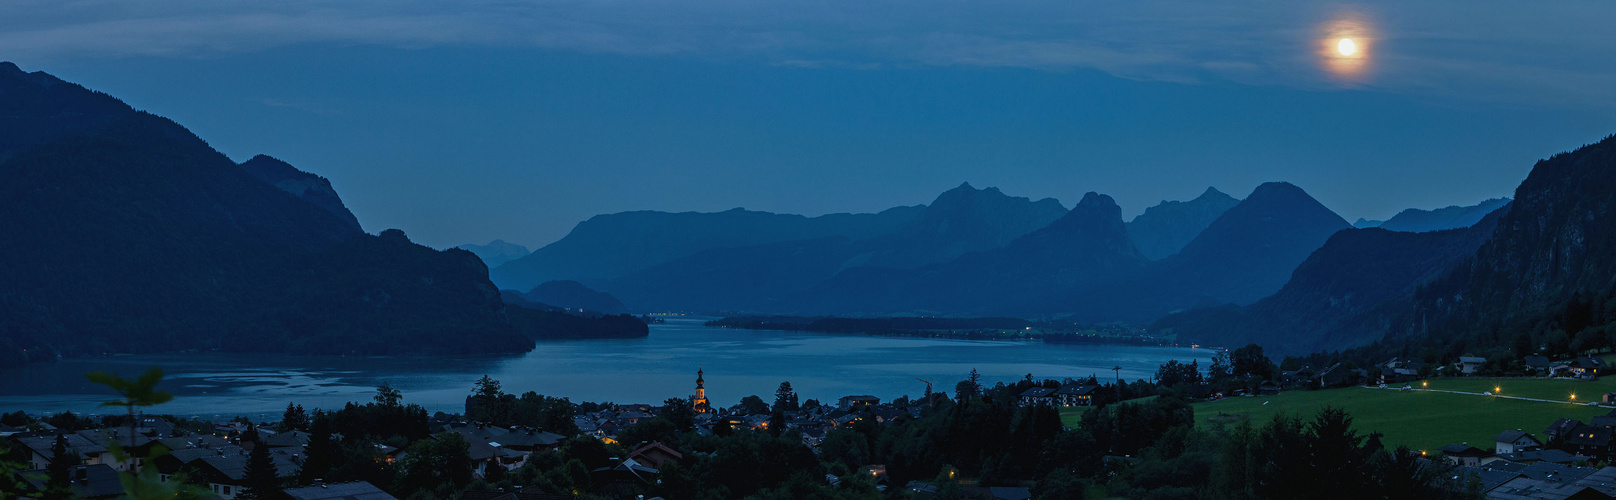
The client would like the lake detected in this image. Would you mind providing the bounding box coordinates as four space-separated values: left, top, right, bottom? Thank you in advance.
0 318 1213 419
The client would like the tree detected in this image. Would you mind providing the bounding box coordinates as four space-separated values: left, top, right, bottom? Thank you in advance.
45 434 73 500
398 433 473 495
954 380 978 403
279 403 308 432
1155 360 1203 388
1230 344 1277 380
374 383 402 407
240 441 280 500
740 395 770 415
662 397 696 432
300 412 338 483
773 382 799 413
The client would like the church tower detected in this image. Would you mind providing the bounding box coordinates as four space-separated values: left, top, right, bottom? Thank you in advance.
692 369 711 413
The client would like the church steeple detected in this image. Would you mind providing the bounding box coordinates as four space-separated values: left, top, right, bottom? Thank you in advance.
692 368 710 413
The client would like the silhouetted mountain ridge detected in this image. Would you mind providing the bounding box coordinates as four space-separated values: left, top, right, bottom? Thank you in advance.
1126 187 1241 260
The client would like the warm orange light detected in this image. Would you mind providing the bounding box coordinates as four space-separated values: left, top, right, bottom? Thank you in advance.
1422 381 1428 387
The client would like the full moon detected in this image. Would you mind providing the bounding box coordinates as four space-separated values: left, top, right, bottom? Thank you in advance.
1338 38 1358 56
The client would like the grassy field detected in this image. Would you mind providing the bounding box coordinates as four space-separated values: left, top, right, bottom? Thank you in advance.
1059 406 1090 428
1195 386 1610 452
1420 377 1616 402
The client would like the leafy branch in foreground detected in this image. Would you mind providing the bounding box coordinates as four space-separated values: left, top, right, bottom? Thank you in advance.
85 367 207 500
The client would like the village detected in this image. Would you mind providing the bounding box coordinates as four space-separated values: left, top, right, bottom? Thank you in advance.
10 353 1616 500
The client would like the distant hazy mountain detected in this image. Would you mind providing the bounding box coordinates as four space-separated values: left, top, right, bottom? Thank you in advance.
1031 182 1353 322
801 192 1147 315
1155 182 1353 305
1377 198 1512 233
523 280 628 314
457 239 531 268
239 154 363 231
851 183 1068 269
0 62 537 365
1126 187 1241 260
1353 218 1383 228
1154 207 1504 353
490 205 925 291
599 183 1068 312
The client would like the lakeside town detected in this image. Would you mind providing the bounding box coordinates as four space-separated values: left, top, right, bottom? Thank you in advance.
11 348 1616 500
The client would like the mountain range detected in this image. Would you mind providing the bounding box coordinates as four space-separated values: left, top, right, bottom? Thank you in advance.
458 239 532 268
0 62 631 366
1352 198 1512 233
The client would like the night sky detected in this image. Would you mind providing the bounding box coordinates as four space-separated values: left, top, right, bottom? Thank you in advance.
8 1 1614 249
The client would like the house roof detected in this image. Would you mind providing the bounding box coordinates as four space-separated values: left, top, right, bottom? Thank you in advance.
14 434 88 461
1439 444 1491 457
1053 384 1098 396
1571 467 1616 497
22 464 124 499
1497 449 1588 465
1496 430 1539 444
1018 388 1056 398
1574 357 1607 369
627 442 683 462
1526 356 1553 368
283 481 398 500
1451 466 1524 493
1547 418 1585 436
1460 357 1487 363
1487 477 1602 500
1518 462 1599 483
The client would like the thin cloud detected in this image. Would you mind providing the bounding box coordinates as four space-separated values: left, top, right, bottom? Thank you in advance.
2 0 1612 107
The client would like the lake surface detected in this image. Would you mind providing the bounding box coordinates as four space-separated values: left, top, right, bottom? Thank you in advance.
0 318 1213 419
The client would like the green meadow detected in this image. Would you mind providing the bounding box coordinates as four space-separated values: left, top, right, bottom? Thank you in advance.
1194 385 1610 453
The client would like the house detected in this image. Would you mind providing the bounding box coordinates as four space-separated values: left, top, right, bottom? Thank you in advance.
1053 384 1099 406
1017 387 1056 407
11 432 122 471
590 458 662 495
283 481 398 500
1456 357 1487 375
20 464 125 499
1565 424 1614 460
1316 363 1356 388
1526 356 1553 374
1547 419 1586 442
1438 444 1494 466
1573 357 1608 377
1257 381 1281 396
152 444 302 499
838 395 880 410
625 442 683 470
1495 430 1545 454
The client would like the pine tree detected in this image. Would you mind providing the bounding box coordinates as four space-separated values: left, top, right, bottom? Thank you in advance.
44 434 73 500
240 442 280 500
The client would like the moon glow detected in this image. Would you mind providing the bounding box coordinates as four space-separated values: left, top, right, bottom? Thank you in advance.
1338 38 1357 56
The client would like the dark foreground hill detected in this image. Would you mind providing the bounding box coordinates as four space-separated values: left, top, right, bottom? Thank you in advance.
0 62 545 365
1376 135 1616 359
